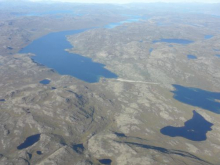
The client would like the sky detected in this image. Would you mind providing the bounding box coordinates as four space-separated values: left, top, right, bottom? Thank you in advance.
27 0 220 3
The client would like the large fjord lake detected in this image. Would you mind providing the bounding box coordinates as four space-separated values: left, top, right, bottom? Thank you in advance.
19 29 117 83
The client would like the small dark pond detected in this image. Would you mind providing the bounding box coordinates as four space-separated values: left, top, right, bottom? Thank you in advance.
19 29 117 83
17 134 41 150
36 151 42 155
153 39 193 45
27 152 32 159
172 84 220 114
99 159 112 165
187 55 197 59
0 99 5 102
204 35 213 39
39 79 51 85
72 144 84 154
114 132 127 137
160 110 213 141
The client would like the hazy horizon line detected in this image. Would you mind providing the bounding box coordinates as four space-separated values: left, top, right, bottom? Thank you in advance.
1 0 220 4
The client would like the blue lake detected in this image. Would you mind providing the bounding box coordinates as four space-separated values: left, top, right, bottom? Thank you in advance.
187 55 197 59
39 79 51 85
153 39 194 45
216 55 220 58
105 16 142 29
19 29 118 83
172 84 220 114
160 110 213 141
17 134 41 150
204 35 213 39
0 99 5 102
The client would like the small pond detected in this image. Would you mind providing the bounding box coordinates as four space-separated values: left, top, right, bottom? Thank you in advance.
187 55 197 59
204 35 213 39
39 79 51 85
160 110 213 141
99 159 112 165
17 134 41 150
